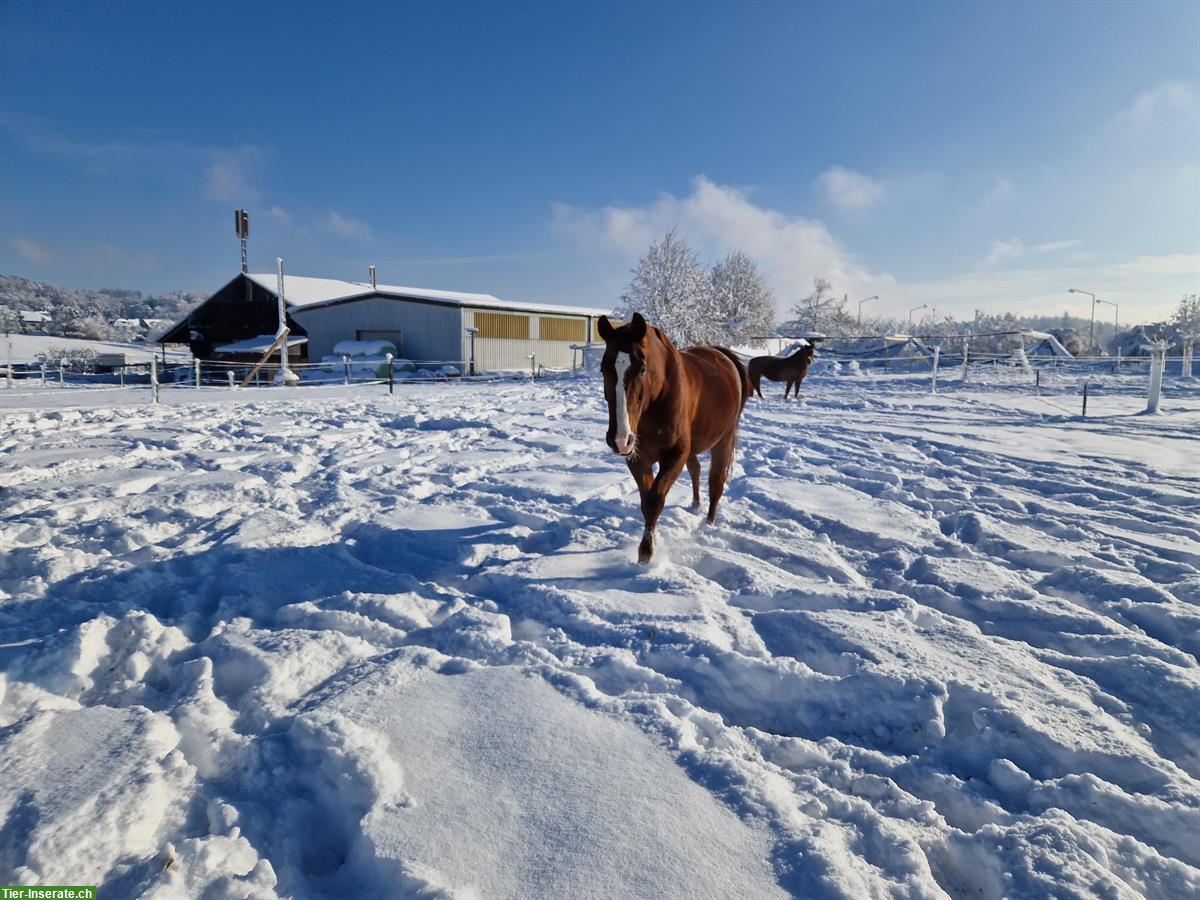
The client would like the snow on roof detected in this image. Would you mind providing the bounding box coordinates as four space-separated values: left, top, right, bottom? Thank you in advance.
1020 331 1074 359
213 334 309 355
247 273 607 318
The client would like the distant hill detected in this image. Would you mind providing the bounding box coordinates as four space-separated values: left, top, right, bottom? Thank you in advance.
0 274 203 340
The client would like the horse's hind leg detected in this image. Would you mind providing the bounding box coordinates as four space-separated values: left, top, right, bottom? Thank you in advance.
706 436 734 524
686 455 702 510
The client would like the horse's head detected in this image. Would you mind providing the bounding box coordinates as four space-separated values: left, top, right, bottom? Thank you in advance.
597 312 658 458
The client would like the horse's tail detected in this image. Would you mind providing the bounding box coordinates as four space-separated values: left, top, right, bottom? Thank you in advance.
717 348 752 414
747 356 764 398
712 347 751 487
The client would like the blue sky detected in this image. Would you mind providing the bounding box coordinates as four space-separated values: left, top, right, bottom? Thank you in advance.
1 0 1197 322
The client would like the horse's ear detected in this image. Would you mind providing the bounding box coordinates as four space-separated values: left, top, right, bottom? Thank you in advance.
597 316 615 342
630 312 648 341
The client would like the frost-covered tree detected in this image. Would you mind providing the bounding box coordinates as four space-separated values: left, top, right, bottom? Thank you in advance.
614 230 714 347
1172 294 1200 335
709 251 775 347
780 278 854 337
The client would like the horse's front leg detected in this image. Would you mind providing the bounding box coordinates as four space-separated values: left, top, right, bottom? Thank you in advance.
638 449 686 563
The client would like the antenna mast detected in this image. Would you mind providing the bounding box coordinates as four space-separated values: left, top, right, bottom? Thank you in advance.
234 209 249 273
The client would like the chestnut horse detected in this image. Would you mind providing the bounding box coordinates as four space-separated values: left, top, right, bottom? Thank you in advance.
748 343 815 399
597 313 751 564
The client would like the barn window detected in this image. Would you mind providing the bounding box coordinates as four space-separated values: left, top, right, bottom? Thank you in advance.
539 316 585 342
474 311 530 340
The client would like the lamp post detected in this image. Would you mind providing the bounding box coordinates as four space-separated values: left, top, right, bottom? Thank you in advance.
1068 288 1098 354
465 326 479 376
1096 299 1118 351
857 295 878 328
908 304 928 327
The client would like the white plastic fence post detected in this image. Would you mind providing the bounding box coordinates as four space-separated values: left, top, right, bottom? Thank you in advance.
961 338 969 382
195 358 201 390
228 371 236 391
40 364 46 386
1146 341 1166 414
931 347 940 393
151 357 160 405
343 356 351 385
1184 337 1195 379
59 363 64 386
120 366 125 387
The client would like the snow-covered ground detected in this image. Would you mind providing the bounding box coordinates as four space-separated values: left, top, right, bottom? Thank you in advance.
1 369 1198 898
3 332 188 364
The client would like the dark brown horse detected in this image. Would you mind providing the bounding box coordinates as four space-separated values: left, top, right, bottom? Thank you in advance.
748 343 815 399
597 313 751 563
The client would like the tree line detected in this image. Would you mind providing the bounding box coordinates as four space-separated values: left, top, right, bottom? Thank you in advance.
612 231 1197 356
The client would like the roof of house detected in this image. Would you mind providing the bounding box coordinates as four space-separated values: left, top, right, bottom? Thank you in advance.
156 272 610 343
246 273 608 318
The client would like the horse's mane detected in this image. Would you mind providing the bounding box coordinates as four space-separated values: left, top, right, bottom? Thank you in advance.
651 326 678 353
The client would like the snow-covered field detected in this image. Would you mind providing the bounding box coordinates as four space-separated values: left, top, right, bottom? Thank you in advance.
1 370 1198 898
3 332 187 364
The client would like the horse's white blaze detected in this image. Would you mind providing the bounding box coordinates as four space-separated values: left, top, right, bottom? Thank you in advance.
612 352 634 454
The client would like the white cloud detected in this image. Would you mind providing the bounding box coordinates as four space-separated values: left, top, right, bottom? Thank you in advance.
1112 253 1199 277
326 211 372 240
205 150 262 204
10 236 53 265
1118 81 1197 130
981 177 1015 210
817 166 885 211
983 237 1082 267
553 176 1190 323
266 206 292 226
553 176 892 314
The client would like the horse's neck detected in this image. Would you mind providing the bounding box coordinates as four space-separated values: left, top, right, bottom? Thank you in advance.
649 335 682 402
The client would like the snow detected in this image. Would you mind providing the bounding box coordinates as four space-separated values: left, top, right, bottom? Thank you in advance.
331 339 397 357
1 370 1199 897
214 335 308 355
245 272 608 318
3 333 188 364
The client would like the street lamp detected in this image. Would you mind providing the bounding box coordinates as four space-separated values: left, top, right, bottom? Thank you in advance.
1068 288 1098 353
908 304 928 327
1096 299 1118 331
857 295 878 328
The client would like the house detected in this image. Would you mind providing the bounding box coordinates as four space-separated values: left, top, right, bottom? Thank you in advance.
157 272 608 373
19 310 52 331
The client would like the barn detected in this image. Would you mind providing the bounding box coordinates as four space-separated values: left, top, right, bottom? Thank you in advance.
157 272 609 373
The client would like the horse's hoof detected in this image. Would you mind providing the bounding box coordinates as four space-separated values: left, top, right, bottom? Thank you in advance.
638 531 654 563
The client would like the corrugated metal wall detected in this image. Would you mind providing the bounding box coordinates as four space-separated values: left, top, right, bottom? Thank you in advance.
462 308 596 372
291 298 463 363
291 298 599 374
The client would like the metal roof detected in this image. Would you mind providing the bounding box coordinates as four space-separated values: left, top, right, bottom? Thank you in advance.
246 273 608 318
